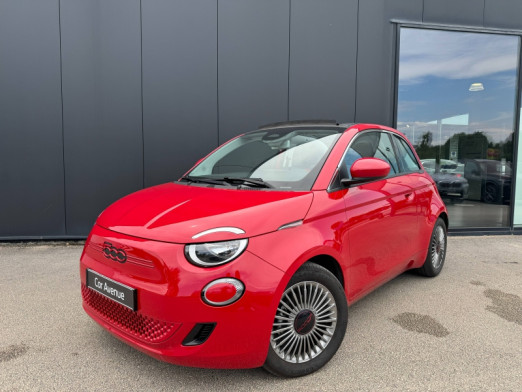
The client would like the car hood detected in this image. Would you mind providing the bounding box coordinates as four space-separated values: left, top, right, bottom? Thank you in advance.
97 183 314 243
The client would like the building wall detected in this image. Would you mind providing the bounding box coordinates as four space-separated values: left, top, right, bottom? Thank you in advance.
1 0 522 239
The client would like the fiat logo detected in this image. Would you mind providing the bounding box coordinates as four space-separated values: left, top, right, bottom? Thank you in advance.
102 242 127 263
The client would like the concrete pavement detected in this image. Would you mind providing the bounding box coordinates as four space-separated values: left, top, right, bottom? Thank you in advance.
1 236 521 391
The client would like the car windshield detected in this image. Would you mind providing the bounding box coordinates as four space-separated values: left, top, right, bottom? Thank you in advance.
185 127 342 190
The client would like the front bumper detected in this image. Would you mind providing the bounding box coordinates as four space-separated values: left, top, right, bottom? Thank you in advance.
436 181 469 198
80 224 285 368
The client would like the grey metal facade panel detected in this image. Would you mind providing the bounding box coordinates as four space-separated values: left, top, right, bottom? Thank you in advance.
289 0 358 123
4 0 522 239
355 0 423 126
0 0 65 237
423 0 485 26
484 0 522 30
218 0 290 142
142 0 218 187
61 0 143 235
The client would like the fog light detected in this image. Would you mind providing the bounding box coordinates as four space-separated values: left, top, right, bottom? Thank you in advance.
202 278 244 306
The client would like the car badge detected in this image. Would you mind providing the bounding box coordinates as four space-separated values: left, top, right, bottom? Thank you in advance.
102 242 127 263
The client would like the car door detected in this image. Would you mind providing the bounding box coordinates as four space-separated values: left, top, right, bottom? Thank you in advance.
340 130 418 302
391 134 431 257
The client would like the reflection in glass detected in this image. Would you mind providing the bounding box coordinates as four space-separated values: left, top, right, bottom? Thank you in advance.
397 28 519 228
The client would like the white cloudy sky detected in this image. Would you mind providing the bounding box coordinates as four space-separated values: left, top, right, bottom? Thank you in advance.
399 29 519 84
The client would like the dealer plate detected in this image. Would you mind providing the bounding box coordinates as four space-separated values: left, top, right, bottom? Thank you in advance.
86 269 137 311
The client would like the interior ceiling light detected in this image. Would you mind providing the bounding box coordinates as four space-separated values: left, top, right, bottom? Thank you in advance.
469 82 484 92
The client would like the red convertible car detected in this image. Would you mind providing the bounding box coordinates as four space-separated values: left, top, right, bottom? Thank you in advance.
80 121 448 377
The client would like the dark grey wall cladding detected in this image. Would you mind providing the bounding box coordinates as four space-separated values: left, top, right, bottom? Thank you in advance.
289 0 358 123
423 0 485 26
142 0 218 187
3 0 522 238
484 0 522 30
355 0 423 126
0 0 65 237
218 0 290 142
61 0 143 235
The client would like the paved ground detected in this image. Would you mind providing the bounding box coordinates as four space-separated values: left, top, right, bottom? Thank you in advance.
0 236 521 391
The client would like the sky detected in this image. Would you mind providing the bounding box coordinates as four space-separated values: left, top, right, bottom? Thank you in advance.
397 28 519 144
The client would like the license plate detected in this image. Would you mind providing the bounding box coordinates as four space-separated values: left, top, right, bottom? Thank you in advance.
86 269 137 311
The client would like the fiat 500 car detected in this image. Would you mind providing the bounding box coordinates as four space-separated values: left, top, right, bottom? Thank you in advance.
80 121 448 377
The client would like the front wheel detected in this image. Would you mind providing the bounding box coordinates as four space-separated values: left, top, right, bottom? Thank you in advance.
417 218 447 277
263 263 348 377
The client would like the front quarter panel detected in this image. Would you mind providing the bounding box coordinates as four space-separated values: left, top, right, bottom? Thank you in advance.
247 189 348 296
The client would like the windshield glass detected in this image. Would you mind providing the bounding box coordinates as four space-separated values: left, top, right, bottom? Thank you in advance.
186 127 342 190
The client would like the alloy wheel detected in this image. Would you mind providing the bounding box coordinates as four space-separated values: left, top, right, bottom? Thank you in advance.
270 281 338 364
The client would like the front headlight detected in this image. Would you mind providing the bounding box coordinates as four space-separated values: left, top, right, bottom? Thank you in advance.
184 239 248 267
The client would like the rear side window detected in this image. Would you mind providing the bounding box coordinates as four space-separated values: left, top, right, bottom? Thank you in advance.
393 136 421 173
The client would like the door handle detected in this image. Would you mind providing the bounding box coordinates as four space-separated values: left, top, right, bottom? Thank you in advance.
405 193 412 199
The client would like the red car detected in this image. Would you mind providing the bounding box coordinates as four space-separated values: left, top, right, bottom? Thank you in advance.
80 122 448 377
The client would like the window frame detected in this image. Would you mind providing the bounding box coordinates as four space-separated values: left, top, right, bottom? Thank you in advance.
394 23 522 232
328 129 417 192
390 134 423 174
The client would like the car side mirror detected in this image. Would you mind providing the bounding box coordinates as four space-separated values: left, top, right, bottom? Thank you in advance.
340 158 391 187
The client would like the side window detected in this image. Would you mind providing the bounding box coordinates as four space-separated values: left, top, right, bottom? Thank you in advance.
393 135 421 173
338 131 398 181
373 133 399 174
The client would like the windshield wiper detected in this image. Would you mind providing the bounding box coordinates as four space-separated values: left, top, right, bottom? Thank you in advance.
180 176 272 188
221 177 272 188
179 176 225 186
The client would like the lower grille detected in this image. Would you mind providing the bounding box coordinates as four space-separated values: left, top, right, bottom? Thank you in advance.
82 284 178 343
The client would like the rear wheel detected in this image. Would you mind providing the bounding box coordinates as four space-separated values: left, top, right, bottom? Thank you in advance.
263 263 348 377
418 218 447 277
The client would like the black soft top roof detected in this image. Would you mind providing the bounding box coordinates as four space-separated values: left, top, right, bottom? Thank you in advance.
257 120 354 130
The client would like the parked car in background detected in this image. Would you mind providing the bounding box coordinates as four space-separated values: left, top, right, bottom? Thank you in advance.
460 159 512 204
80 122 448 377
421 159 469 202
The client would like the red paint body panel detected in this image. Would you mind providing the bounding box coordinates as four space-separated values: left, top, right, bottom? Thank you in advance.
80 122 447 369
97 183 313 243
81 225 284 368
350 157 391 179
408 171 448 264
343 175 420 301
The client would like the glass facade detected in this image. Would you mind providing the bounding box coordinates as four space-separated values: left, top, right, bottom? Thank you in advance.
397 28 520 229
515 107 522 226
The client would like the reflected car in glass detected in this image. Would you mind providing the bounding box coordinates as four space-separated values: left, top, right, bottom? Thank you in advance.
421 159 469 202
460 158 512 204
80 122 448 377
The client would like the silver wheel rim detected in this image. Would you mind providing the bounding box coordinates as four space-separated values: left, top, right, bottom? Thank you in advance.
431 225 446 270
270 281 337 364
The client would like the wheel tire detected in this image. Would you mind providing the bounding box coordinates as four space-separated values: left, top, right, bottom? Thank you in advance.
417 218 447 277
483 182 499 204
263 263 348 377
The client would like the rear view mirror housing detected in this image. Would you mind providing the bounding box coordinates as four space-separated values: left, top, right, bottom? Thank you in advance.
341 158 391 187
